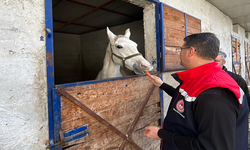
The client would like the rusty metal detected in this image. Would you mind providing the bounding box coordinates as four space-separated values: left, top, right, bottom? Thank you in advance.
54 0 116 31
59 130 65 145
120 85 156 150
57 88 142 150
46 129 89 149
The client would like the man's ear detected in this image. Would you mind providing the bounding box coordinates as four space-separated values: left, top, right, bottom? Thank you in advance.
223 60 226 65
188 47 196 57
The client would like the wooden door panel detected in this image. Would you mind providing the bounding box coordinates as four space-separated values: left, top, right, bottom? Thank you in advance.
162 4 201 71
232 37 241 75
59 76 161 149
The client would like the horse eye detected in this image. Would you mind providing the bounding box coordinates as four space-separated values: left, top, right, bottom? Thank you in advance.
116 45 123 49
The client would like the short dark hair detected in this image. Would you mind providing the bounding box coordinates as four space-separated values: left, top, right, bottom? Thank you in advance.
183 32 220 60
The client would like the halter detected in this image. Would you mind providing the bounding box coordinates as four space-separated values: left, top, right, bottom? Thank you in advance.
110 43 142 70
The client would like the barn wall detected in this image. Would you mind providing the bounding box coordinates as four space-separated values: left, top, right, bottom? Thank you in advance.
80 20 145 80
54 33 82 84
0 1 48 150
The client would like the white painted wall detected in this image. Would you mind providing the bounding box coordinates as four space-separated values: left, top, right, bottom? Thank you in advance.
0 1 48 150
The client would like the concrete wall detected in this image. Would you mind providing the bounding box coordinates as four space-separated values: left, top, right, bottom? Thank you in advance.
0 1 48 150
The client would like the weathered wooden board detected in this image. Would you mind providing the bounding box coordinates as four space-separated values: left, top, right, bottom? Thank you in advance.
164 46 185 70
186 15 201 35
246 42 249 61
163 5 185 47
246 62 250 83
232 38 240 63
60 76 161 149
162 5 201 71
233 64 241 75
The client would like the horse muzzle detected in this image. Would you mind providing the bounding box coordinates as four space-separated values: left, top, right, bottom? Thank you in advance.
133 63 153 75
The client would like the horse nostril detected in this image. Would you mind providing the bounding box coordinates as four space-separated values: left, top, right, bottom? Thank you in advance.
141 64 147 68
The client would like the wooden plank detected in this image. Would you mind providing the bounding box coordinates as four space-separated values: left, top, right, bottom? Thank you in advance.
165 36 185 47
232 37 238 63
233 64 240 75
164 46 185 70
187 27 201 35
186 15 201 30
236 39 240 62
164 20 185 32
246 43 249 61
163 5 185 25
163 5 185 48
60 76 160 149
165 27 186 39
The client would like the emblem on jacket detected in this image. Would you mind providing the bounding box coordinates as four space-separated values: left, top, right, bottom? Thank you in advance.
176 100 184 113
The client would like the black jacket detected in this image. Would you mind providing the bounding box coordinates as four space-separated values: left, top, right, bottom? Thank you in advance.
223 66 250 108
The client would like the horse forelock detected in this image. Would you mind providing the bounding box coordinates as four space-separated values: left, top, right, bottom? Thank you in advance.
114 36 137 47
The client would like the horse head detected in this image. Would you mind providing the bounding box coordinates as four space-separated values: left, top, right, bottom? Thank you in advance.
107 27 153 75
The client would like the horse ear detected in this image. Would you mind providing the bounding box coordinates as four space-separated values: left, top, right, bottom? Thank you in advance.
107 27 116 43
124 28 131 38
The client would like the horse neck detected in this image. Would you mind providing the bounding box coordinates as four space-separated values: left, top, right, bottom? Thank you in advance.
101 43 122 77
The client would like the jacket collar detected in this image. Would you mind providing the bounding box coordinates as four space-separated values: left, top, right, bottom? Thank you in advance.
174 62 221 81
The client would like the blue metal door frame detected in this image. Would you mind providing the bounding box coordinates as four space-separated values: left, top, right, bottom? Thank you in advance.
45 0 164 149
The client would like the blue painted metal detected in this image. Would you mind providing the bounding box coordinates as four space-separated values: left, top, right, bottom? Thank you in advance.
185 14 187 37
159 3 165 72
232 35 240 40
233 62 241 65
64 125 89 143
155 3 162 72
45 0 56 149
147 0 159 3
186 14 201 22
52 88 62 150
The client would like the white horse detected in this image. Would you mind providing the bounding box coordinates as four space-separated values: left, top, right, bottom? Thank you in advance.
96 27 153 80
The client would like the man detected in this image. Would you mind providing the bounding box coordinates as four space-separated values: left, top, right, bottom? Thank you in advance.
215 51 250 108
144 33 249 150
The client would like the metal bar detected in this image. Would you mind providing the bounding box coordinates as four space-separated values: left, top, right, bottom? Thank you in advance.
57 88 142 150
120 85 156 150
53 0 65 8
54 19 103 29
45 0 57 149
54 0 116 31
68 0 139 19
